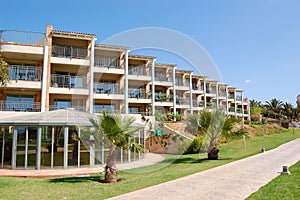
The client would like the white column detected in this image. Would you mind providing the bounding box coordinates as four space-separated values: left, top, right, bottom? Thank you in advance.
78 128 81 168
226 86 229 115
51 127 54 169
203 79 207 108
89 38 97 114
241 92 245 128
11 129 17 169
234 89 237 117
172 67 176 121
189 73 193 114
216 83 219 109
125 50 129 114
25 127 28 169
41 45 48 112
63 126 69 169
151 59 156 116
36 127 42 170
128 137 131 163
90 134 95 167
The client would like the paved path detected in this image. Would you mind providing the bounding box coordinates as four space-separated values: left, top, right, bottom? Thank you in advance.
110 138 300 200
0 153 164 178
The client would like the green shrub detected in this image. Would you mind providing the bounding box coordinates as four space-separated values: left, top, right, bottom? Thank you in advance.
184 135 205 154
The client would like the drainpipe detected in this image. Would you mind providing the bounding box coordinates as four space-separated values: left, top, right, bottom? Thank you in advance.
89 38 97 114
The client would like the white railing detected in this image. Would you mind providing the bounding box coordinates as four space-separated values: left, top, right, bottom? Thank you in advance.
8 65 42 81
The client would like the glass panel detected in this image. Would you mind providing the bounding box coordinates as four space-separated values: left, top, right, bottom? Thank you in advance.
40 127 52 168
68 127 79 167
27 127 37 168
53 127 64 167
6 95 34 111
0 128 12 169
16 126 26 168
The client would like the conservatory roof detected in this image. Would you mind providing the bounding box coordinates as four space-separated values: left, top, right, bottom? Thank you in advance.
0 109 95 126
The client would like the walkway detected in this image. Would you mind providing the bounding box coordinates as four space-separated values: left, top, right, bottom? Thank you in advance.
110 138 300 200
0 153 164 178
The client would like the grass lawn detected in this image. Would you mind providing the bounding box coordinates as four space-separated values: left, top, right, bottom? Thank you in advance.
247 160 300 200
0 129 300 200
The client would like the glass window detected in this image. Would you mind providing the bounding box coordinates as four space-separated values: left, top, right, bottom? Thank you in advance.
6 95 34 111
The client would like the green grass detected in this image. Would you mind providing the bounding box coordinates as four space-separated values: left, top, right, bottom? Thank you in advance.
247 160 300 200
0 129 300 200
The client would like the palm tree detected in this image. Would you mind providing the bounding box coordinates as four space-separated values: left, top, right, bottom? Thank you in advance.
282 102 294 120
190 109 239 160
0 54 10 87
249 99 262 108
264 98 283 119
89 111 144 183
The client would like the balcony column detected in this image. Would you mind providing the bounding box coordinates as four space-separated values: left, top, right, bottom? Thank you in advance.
151 59 156 116
241 91 244 128
89 38 97 114
216 83 219 109
234 89 237 117
189 73 193 114
11 128 17 169
172 67 176 121
225 86 229 115
64 126 69 169
203 78 207 108
36 127 42 170
41 45 49 112
125 50 129 114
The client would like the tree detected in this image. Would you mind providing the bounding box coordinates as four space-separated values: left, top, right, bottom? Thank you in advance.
264 98 283 119
89 111 144 183
249 99 262 108
282 102 294 120
187 109 242 160
0 54 9 87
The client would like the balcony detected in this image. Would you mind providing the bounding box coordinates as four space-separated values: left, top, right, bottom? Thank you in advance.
219 91 227 97
228 94 235 99
51 74 87 88
229 107 235 113
94 56 123 68
49 105 86 112
0 101 41 112
8 65 42 81
52 45 87 59
236 96 242 101
176 98 189 105
206 88 217 94
94 83 123 94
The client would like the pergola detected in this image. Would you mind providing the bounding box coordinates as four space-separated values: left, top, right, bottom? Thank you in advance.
0 109 145 170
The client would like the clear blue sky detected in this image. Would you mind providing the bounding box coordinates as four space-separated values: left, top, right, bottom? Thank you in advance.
1 0 299 105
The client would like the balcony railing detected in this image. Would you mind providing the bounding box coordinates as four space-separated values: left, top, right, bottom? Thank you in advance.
176 98 189 105
0 101 41 112
128 88 150 99
192 100 204 107
128 111 151 116
94 83 123 94
229 107 235 112
176 81 189 87
128 65 150 76
94 109 121 114
154 93 172 102
49 105 86 112
206 88 217 94
94 56 123 69
51 74 87 88
52 45 87 59
155 76 173 82
192 84 204 91
219 91 226 97
236 96 242 101
0 30 46 46
8 65 42 81
228 94 235 99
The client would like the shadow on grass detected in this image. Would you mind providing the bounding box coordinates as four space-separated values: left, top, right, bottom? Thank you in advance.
49 175 101 183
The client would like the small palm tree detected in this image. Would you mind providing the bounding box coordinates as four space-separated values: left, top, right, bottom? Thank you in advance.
89 111 144 183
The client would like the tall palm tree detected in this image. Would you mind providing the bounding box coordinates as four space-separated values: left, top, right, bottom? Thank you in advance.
264 98 283 119
249 99 262 108
89 111 144 183
282 102 294 120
